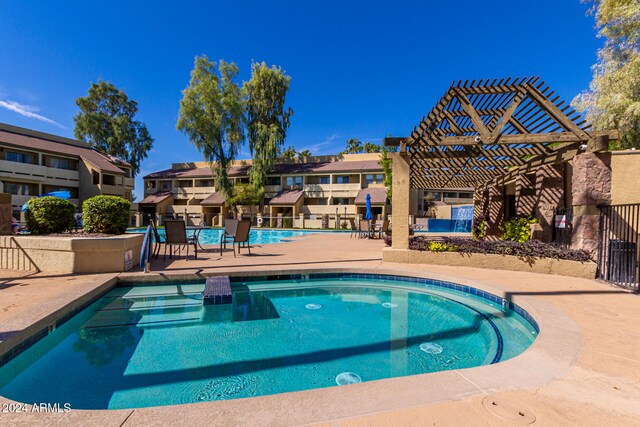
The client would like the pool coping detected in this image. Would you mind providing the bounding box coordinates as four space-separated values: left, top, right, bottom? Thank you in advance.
0 266 581 425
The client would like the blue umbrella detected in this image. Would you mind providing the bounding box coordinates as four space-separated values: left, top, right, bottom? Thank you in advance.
365 193 373 221
22 190 72 211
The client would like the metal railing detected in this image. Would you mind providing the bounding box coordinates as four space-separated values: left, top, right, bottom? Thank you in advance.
597 204 640 292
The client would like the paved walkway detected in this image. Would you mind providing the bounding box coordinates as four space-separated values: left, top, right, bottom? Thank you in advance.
0 233 639 426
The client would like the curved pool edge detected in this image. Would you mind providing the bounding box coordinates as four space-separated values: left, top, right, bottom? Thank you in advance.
0 266 581 424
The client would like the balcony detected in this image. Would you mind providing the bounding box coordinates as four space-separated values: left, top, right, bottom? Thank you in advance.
124 177 135 188
173 186 216 199
263 185 281 194
304 183 360 196
0 160 48 179
100 184 125 196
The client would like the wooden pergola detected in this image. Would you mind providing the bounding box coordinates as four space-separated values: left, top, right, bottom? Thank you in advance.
385 76 618 190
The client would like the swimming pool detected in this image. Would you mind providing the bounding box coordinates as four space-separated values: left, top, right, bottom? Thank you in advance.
127 227 344 245
0 274 537 409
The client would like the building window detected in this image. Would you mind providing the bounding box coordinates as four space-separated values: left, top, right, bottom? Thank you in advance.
285 176 302 187
198 179 214 187
147 180 157 189
444 192 458 199
123 168 132 178
6 151 32 164
92 171 100 185
160 180 172 191
376 174 384 183
318 176 330 184
266 176 280 185
103 174 116 186
46 156 76 170
424 191 442 201
333 197 350 205
3 181 38 196
459 192 473 199
365 174 374 185
335 176 350 184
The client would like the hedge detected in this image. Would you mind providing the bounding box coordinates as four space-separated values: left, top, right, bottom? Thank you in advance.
82 195 131 234
25 196 76 234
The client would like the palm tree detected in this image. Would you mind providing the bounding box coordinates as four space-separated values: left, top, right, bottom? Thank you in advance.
298 149 312 157
341 138 363 154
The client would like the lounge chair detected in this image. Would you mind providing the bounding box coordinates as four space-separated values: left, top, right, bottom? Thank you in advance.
220 218 239 255
232 220 252 256
359 219 371 239
163 220 197 261
349 218 358 238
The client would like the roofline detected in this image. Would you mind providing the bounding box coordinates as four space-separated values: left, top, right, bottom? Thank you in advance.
0 122 91 149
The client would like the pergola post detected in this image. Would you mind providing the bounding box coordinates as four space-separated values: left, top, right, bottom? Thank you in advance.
391 151 410 249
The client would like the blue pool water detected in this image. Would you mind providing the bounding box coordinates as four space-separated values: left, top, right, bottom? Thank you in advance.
127 227 343 245
0 276 537 409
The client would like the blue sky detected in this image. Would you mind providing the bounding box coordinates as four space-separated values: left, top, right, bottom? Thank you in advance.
0 1 600 199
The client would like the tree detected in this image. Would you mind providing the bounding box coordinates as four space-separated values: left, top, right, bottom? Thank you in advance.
227 183 264 220
245 62 294 188
573 0 640 148
364 142 381 153
381 148 392 202
176 56 245 197
281 146 297 159
297 149 312 157
341 138 363 154
74 80 154 175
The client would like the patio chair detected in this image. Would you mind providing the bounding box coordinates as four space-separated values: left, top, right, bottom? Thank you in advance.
220 218 239 255
349 218 358 238
150 218 165 259
232 220 252 257
377 220 390 239
359 219 371 239
163 220 197 261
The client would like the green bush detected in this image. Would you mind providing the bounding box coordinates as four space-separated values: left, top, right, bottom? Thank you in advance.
82 195 131 234
282 217 293 228
501 215 538 243
25 196 76 234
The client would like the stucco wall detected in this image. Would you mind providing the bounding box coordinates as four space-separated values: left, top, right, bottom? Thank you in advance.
611 151 640 205
0 234 144 273
382 247 596 279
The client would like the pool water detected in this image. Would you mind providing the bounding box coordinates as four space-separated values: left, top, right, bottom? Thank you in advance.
0 277 537 409
128 227 343 245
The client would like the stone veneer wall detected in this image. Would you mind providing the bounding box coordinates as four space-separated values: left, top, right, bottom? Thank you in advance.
474 185 504 238
571 152 612 256
515 173 536 217
0 193 12 235
534 164 565 242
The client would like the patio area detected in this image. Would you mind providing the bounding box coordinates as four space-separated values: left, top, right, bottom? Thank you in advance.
0 233 638 426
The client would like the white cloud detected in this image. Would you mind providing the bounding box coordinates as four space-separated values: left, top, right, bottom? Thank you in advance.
300 133 342 154
0 100 64 128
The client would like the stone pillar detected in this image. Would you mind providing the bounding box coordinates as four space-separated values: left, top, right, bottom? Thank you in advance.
475 185 504 238
0 193 12 235
135 212 142 227
299 213 305 229
534 164 565 242
515 173 535 216
277 213 283 228
391 152 410 249
571 152 611 256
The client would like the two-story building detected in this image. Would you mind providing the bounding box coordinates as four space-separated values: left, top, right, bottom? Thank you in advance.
0 123 135 218
140 153 474 227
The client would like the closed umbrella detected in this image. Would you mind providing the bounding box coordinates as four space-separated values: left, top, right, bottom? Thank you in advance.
365 193 373 221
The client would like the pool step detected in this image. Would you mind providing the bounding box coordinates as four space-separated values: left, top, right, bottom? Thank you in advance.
97 295 203 312
203 276 232 305
85 305 203 329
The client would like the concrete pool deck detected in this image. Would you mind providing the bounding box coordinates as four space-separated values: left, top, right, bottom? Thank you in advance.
0 233 639 426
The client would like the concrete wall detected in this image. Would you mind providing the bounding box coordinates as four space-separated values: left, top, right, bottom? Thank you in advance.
611 151 640 205
0 234 144 274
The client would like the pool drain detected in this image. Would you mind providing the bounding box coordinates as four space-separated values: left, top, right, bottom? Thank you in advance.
482 396 536 425
305 303 322 310
335 372 361 386
419 342 443 354
381 302 398 308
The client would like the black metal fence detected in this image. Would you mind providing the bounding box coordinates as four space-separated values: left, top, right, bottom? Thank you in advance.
597 204 640 292
553 207 573 248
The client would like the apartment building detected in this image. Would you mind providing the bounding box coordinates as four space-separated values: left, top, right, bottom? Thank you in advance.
0 123 135 218
140 153 474 227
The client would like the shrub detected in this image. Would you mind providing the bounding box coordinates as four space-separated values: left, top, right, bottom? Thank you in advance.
428 241 457 252
409 236 592 262
472 214 487 240
25 196 76 234
501 215 538 243
282 217 293 228
82 195 131 234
